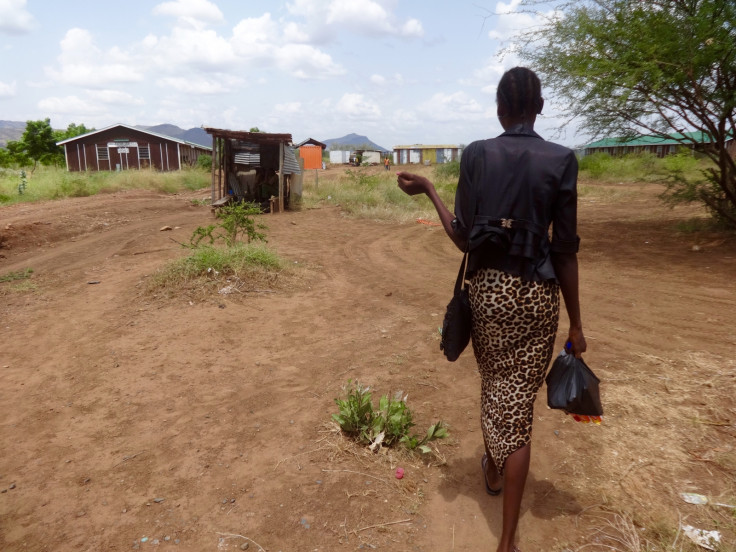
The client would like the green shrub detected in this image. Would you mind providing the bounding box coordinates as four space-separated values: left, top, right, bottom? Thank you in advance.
332 380 448 454
196 154 212 170
433 160 460 180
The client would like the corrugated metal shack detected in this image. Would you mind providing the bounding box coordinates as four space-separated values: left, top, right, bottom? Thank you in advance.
296 138 326 170
392 144 463 165
205 128 302 212
56 123 211 172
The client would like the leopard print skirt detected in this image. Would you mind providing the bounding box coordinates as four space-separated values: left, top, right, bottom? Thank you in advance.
468 267 560 474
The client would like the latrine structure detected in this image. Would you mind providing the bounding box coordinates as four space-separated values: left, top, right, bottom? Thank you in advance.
205 128 302 212
57 124 211 172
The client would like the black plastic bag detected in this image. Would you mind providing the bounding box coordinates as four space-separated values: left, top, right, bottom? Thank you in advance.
546 350 603 416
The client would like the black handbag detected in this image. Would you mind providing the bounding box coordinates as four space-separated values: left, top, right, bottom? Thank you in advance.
440 251 472 362
546 349 603 416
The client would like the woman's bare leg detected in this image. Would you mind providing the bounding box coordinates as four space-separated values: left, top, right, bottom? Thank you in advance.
496 443 531 552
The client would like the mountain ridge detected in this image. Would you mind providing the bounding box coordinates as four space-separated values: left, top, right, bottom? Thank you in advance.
320 133 388 152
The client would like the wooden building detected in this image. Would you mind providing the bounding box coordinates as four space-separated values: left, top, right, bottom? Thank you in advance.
56 123 211 172
295 138 326 170
204 128 302 212
392 144 463 165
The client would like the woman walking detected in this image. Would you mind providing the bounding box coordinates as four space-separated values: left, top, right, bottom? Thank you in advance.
397 67 586 552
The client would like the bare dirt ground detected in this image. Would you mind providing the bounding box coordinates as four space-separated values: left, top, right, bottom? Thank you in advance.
1 170 735 552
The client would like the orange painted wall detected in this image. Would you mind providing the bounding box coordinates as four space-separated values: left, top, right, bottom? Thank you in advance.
299 145 323 169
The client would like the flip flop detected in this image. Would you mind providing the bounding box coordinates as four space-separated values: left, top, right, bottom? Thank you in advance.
481 453 502 496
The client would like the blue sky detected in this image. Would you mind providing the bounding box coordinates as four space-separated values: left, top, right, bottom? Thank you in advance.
0 0 580 149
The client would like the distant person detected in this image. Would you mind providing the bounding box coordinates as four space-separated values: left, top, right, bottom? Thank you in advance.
384 156 390 171
396 67 586 552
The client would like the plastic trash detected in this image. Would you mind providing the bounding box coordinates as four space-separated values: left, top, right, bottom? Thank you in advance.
681 492 736 508
681 524 721 550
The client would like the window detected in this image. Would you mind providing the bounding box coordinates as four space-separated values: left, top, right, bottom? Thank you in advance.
97 146 109 161
139 146 150 160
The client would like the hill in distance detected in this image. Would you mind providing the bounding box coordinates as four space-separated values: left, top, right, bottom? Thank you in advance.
321 133 388 152
138 124 211 147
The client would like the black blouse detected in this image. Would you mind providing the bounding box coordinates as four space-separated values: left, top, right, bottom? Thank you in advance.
453 124 580 282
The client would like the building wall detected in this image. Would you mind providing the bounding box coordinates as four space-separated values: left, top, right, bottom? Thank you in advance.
393 146 461 164
298 145 323 169
63 127 208 172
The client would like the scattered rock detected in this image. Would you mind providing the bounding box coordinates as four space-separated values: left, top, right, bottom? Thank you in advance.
8 483 16 490
164 536 170 542
222 499 228 504
160 226 173 231
153 497 165 503
692 244 701 252
87 280 101 285
76 511 86 517
240 542 250 550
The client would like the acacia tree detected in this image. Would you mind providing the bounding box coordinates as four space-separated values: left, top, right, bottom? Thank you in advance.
516 0 736 226
20 118 59 172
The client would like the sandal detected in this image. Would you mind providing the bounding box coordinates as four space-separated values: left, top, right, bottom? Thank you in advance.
481 453 502 496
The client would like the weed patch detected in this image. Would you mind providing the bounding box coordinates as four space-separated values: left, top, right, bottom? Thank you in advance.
0 268 33 282
332 380 448 455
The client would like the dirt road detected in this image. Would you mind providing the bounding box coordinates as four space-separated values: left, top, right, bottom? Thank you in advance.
1 179 735 551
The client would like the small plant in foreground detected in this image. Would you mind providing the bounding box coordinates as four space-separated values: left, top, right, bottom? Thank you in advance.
332 380 448 454
190 201 266 247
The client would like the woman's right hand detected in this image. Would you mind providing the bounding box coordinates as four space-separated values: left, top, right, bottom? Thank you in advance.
566 327 587 358
396 172 432 196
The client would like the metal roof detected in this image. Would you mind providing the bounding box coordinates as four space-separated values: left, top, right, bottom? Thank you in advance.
295 138 326 149
204 127 292 144
583 131 733 149
393 144 462 149
56 123 212 150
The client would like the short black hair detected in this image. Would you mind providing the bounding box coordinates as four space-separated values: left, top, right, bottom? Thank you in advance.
496 67 543 118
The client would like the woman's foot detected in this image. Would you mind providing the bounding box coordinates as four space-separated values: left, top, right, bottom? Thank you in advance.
481 453 502 495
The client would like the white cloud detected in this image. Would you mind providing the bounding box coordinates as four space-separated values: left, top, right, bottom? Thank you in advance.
336 93 381 120
86 90 144 106
46 28 144 87
147 27 237 71
155 76 242 94
231 15 344 78
152 0 224 29
417 92 490 123
488 0 557 41
0 0 34 35
287 0 424 40
370 74 386 85
37 95 107 115
0 80 16 97
274 102 302 115
400 19 423 38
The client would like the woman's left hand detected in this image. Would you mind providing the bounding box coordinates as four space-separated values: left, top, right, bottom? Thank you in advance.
396 172 432 196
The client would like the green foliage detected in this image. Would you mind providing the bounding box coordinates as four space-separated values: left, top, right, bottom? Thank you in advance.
196 154 212 170
344 167 380 189
217 202 267 245
20 119 60 171
146 242 286 296
0 268 33 283
190 201 267 247
332 380 448 454
0 166 210 206
517 0 736 226
433 160 460 180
